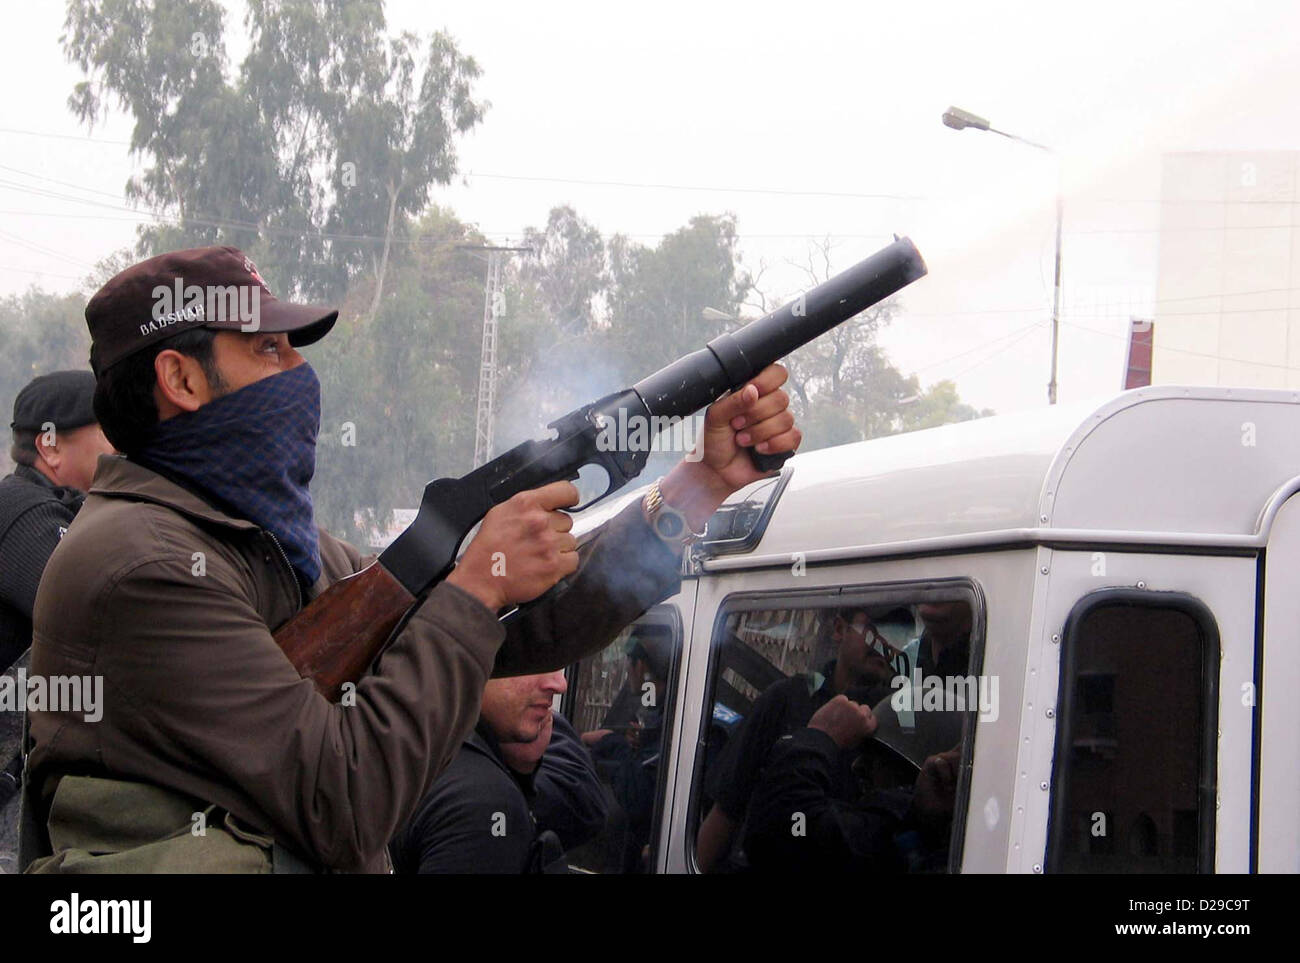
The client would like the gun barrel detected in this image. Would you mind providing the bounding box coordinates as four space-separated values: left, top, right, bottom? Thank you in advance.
632 236 927 419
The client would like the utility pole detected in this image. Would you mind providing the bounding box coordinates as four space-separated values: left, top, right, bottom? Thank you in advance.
943 105 1064 404
460 244 531 467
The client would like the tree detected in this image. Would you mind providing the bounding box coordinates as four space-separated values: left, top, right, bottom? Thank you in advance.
491 206 611 452
62 0 490 545
62 0 486 301
309 205 489 544
319 25 486 314
899 380 995 432
0 289 95 475
606 214 751 381
750 238 991 452
63 0 266 257
516 205 607 337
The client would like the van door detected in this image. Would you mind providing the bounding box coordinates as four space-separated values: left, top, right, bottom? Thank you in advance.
659 556 1014 874
1023 550 1256 874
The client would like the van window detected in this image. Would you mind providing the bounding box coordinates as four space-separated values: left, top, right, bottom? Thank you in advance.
693 590 982 875
561 609 679 874
1048 594 1219 873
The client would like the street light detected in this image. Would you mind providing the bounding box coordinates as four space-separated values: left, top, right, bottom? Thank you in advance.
943 105 1064 405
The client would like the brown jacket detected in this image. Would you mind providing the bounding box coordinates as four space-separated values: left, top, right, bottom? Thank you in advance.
26 456 680 872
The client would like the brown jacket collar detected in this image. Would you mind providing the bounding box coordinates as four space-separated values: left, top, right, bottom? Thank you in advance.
88 455 339 598
89 453 260 533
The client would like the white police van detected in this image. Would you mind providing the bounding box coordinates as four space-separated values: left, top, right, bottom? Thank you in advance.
562 385 1300 875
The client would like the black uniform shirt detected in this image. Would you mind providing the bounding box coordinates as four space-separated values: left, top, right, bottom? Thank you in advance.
0 465 84 670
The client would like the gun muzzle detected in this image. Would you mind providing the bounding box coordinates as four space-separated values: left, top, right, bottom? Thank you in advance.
631 236 927 420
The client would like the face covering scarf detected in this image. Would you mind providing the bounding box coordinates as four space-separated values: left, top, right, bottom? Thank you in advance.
135 363 323 590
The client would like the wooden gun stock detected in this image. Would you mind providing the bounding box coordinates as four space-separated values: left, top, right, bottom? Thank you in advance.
274 562 415 701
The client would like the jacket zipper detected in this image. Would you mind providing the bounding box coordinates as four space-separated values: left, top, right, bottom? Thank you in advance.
264 531 303 612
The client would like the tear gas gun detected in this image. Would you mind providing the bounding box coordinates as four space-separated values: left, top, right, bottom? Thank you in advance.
275 236 928 699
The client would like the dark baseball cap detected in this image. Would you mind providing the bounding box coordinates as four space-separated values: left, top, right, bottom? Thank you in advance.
11 370 98 432
86 246 338 371
627 626 674 680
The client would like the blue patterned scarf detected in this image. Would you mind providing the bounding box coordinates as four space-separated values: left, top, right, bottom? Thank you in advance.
135 363 323 589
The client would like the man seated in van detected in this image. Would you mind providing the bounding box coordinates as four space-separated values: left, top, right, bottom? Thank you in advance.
580 626 673 747
903 601 972 681
742 693 961 874
584 629 674 873
695 606 912 873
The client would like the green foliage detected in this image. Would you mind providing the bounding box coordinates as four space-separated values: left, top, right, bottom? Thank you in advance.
0 289 95 475
517 205 607 337
606 214 751 381
310 206 488 543
62 0 486 300
770 240 993 451
899 380 995 432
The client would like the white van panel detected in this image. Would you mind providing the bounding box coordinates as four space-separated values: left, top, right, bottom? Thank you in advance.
648 582 696 875
660 550 1040 874
1012 551 1255 874
1260 496 1300 872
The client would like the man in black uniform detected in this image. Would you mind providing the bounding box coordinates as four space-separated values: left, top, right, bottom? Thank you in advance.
581 626 674 745
742 693 961 874
1 370 113 872
390 669 607 873
1 371 113 670
695 605 912 872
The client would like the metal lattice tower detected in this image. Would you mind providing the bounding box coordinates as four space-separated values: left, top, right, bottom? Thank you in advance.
469 245 531 468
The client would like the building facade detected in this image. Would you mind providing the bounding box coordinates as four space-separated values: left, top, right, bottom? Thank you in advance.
1153 151 1300 388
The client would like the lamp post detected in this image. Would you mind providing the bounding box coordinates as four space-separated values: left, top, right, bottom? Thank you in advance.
942 106 1064 405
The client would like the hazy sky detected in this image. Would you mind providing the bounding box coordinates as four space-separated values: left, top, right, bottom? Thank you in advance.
3 0 1299 414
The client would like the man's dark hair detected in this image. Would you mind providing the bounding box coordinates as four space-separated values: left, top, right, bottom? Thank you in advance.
9 428 38 467
92 327 224 455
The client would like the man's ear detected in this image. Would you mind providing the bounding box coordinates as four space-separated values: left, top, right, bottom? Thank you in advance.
33 430 61 471
153 348 211 416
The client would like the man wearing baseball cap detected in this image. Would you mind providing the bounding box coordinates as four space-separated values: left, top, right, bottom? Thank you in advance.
22 245 802 873
1 370 113 671
0 369 113 873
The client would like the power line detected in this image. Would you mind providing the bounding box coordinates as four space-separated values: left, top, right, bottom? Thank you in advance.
0 162 132 201
0 264 86 282
1060 317 1300 373
946 323 1047 382
0 126 131 145
911 320 1045 373
4 127 1298 207
462 170 925 201
0 227 95 269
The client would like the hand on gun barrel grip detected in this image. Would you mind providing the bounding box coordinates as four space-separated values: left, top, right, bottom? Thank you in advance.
446 480 581 612
660 363 802 531
701 363 801 488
